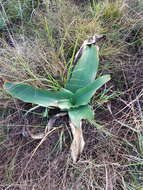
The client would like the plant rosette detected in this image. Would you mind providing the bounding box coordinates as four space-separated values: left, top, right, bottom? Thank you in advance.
3 36 111 162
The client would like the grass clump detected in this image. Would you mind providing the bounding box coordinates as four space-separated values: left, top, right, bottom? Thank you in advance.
0 0 39 30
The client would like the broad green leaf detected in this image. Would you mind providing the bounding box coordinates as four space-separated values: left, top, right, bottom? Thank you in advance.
73 75 111 106
66 45 99 93
4 82 74 110
68 105 94 128
59 87 74 96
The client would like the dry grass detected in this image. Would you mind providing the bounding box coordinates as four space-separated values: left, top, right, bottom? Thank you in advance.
0 0 143 189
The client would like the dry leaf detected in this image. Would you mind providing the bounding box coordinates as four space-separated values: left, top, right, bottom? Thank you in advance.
70 122 85 162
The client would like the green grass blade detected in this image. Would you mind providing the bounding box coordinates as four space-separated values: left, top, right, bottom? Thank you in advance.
66 45 99 93
73 75 111 106
68 105 94 128
4 82 73 110
24 105 40 116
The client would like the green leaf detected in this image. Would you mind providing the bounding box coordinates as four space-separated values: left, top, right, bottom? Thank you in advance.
68 105 94 128
4 82 74 110
73 75 111 106
66 45 99 93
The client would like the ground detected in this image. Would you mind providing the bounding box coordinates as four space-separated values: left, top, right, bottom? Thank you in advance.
0 0 143 189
